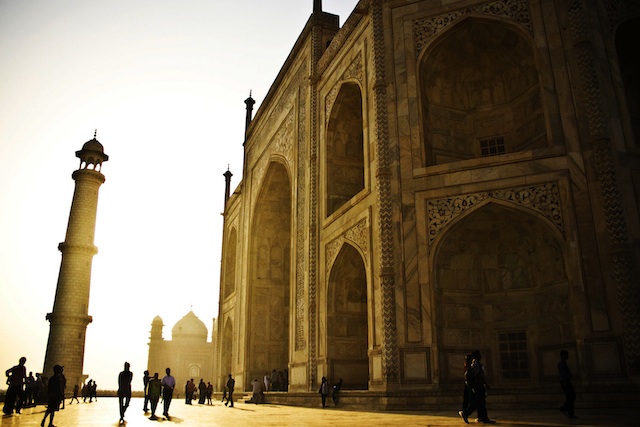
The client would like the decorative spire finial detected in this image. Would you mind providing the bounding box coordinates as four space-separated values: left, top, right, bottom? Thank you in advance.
94 129 97 139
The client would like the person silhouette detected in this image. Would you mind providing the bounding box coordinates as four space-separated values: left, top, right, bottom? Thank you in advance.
225 374 235 407
3 356 27 415
558 349 578 419
41 365 64 427
319 376 329 407
117 362 133 424
161 368 176 419
142 370 151 412
147 373 162 420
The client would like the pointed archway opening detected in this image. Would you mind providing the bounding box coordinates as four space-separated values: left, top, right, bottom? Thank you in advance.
248 162 292 389
327 243 369 389
221 320 233 390
434 203 571 386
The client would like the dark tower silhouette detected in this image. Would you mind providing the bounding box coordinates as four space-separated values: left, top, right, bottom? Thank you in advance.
244 91 255 144
224 167 233 205
43 133 108 388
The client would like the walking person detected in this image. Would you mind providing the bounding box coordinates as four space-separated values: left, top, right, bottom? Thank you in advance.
161 368 176 419
147 373 162 420
117 362 133 424
40 365 64 427
3 356 27 415
225 374 235 407
142 370 151 412
460 353 474 414
319 376 329 407
458 350 495 424
70 384 80 404
558 349 578 419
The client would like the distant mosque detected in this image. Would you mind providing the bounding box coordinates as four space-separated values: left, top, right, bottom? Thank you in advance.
147 311 215 386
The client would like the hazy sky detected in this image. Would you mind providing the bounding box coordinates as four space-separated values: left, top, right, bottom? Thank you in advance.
0 0 357 391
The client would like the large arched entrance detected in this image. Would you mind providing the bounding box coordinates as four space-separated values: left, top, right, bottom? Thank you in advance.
327 243 369 389
247 161 292 389
433 203 572 386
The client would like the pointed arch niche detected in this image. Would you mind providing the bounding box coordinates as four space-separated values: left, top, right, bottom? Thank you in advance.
434 203 573 385
615 17 640 148
221 319 233 387
327 243 369 389
248 161 292 387
326 82 365 216
420 18 547 165
223 228 237 299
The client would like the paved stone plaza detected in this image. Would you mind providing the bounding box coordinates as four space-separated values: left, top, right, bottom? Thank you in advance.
0 398 635 427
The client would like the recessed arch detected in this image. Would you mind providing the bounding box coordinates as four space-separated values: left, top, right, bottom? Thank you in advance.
223 227 238 299
326 82 365 216
327 242 369 389
433 203 572 385
220 319 233 388
419 17 548 165
247 161 292 388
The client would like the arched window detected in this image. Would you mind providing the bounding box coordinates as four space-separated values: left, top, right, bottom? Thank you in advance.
326 83 365 216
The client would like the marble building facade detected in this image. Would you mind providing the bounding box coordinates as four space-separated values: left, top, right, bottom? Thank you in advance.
213 0 640 404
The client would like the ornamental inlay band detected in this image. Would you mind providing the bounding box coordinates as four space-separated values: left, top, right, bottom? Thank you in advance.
325 218 369 274
414 0 532 57
427 183 563 246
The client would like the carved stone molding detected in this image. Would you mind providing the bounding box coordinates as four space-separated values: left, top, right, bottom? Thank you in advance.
325 54 364 122
325 218 370 274
413 0 533 57
295 85 308 352
569 0 640 362
372 0 399 383
250 107 296 215
427 183 564 247
604 0 640 31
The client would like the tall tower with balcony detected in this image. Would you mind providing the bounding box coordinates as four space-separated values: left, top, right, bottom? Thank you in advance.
43 134 108 387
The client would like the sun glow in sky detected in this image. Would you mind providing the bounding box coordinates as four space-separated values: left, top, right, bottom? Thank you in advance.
0 0 358 391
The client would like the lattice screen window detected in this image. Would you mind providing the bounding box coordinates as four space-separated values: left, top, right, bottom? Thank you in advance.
499 331 529 379
479 137 505 157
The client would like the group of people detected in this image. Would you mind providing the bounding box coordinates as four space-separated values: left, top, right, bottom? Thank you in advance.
457 349 578 424
262 368 288 392
3 357 102 427
130 365 176 422
183 378 214 405
6 350 579 425
318 377 343 407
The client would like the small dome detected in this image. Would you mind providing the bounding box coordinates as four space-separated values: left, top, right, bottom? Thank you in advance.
172 311 208 340
82 138 105 154
152 315 163 324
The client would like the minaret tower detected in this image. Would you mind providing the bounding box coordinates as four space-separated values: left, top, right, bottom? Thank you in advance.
43 133 108 387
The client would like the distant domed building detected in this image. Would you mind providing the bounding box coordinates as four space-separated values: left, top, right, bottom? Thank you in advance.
147 311 215 387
